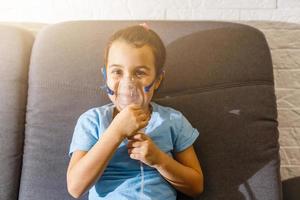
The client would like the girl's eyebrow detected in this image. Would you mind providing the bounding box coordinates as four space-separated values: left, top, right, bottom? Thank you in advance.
136 65 151 71
109 64 123 68
109 64 151 71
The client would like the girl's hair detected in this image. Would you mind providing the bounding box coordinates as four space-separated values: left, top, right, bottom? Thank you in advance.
104 25 166 76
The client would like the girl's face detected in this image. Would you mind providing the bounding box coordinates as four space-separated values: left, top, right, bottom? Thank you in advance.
106 40 162 112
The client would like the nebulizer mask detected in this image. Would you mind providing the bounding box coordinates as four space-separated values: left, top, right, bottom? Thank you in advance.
101 65 157 110
101 65 160 199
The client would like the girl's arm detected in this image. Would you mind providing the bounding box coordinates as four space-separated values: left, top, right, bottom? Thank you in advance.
154 146 204 197
67 126 124 198
67 104 149 198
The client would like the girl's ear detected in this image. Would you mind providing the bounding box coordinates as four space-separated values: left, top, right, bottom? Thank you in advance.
154 70 165 90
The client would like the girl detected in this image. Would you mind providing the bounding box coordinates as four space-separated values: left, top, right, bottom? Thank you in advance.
67 23 203 200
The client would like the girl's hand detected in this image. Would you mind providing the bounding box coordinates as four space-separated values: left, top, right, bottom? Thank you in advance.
109 104 150 139
127 132 164 167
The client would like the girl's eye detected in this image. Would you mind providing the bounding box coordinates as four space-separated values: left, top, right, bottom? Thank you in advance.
136 70 147 77
111 69 122 75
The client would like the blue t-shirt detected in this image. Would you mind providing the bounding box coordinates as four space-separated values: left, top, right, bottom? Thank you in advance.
68 101 199 200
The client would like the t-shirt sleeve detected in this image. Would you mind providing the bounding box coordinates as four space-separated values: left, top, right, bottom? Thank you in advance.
68 109 99 157
173 112 200 153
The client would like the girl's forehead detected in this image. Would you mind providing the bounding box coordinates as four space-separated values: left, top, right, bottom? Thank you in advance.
108 40 155 70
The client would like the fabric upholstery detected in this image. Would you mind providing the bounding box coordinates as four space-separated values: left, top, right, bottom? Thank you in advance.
0 25 34 200
282 177 300 200
15 21 281 200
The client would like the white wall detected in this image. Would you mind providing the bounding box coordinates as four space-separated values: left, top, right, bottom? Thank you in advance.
0 0 300 23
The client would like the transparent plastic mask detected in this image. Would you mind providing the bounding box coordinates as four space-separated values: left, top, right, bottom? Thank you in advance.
115 76 144 110
101 66 159 111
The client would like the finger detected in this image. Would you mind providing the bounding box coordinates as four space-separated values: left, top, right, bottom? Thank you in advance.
129 147 141 154
127 134 140 141
128 148 140 155
143 115 151 123
127 141 142 148
131 133 146 141
130 153 140 160
137 113 149 122
132 133 144 141
138 120 149 131
127 133 140 140
135 110 145 117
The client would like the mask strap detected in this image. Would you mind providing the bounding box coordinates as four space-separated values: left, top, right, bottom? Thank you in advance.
144 79 155 92
144 70 164 92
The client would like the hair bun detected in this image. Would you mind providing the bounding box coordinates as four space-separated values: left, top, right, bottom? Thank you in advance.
139 22 150 31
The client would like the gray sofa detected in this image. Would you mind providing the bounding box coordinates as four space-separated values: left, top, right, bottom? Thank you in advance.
0 20 282 200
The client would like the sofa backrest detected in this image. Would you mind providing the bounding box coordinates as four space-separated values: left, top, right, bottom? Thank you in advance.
0 25 34 200
17 21 281 200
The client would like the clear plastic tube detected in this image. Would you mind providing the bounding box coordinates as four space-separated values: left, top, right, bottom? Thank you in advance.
140 161 145 198
139 127 146 199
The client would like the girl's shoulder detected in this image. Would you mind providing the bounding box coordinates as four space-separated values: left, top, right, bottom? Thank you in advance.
151 101 176 112
77 103 114 124
151 101 184 121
